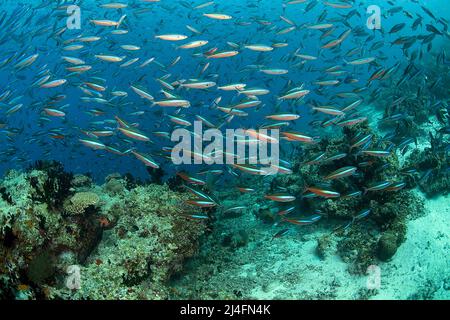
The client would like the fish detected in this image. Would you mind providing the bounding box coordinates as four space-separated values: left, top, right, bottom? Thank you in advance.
278 88 310 100
203 13 233 20
44 108 66 117
14 53 39 69
118 127 151 142
207 51 239 59
181 81 216 89
283 214 322 226
264 193 296 202
130 86 154 101
155 34 188 41
361 150 391 158
186 199 217 208
95 55 125 62
131 150 159 168
40 79 67 88
224 206 247 214
364 181 393 193
305 187 340 199
265 114 300 121
345 57 376 65
272 228 290 239
237 187 255 193
179 40 209 49
245 44 274 52
177 172 206 185
350 134 373 151
312 106 345 116
354 209 371 221
79 138 107 150
153 100 191 108
336 117 368 127
324 166 357 180
281 132 318 144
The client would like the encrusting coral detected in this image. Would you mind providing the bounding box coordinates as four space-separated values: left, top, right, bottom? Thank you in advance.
0 163 206 300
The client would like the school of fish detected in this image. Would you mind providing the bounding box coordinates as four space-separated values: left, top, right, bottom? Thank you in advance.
0 0 449 230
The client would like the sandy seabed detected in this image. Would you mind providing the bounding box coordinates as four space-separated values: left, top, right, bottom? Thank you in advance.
177 191 449 300
371 192 449 299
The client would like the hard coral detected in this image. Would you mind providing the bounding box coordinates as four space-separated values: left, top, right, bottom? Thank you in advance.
1 166 208 300
104 174 126 195
71 174 92 189
377 230 400 261
0 167 101 299
61 183 206 300
63 192 100 216
405 146 450 197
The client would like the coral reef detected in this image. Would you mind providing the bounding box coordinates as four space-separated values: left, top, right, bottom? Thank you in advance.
271 123 425 274
316 234 336 260
0 163 206 300
27 160 73 210
0 166 100 299
369 53 449 198
405 139 450 197
71 174 92 189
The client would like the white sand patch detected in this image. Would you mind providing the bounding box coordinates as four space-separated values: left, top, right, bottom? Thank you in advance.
371 192 449 299
248 232 368 299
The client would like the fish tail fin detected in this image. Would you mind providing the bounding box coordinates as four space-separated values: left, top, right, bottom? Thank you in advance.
302 184 309 194
117 15 126 29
